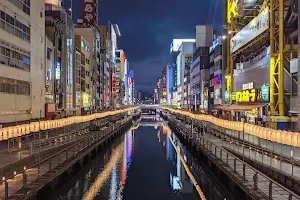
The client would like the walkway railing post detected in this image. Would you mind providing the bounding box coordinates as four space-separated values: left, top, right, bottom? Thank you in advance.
23 171 27 185
5 180 8 200
243 164 246 180
253 172 258 190
234 158 236 172
49 158 52 170
269 182 272 200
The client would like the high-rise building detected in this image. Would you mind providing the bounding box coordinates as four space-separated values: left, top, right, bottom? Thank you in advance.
115 49 127 106
98 25 110 109
74 35 93 115
0 0 45 123
170 39 195 106
176 42 194 107
74 20 101 112
45 0 75 118
190 25 212 112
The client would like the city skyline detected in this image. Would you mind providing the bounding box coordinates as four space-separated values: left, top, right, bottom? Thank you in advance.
67 0 222 92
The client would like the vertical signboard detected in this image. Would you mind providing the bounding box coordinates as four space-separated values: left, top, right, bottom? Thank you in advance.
111 25 117 65
82 0 97 25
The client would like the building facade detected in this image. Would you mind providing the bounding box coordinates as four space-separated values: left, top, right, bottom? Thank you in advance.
0 0 46 123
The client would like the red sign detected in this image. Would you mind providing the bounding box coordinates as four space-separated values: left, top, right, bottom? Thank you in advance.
112 73 117 99
82 0 97 25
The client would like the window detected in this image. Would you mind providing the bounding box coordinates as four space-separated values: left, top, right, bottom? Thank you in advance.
8 0 30 15
115 52 120 58
86 84 89 89
0 38 30 71
0 10 30 42
0 76 30 95
47 48 51 60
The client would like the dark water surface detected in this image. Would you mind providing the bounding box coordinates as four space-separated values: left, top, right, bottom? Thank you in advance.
48 122 232 200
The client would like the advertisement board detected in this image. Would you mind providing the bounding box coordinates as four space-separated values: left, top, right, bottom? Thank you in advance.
55 62 60 79
111 25 117 65
230 8 269 53
82 0 97 25
232 85 269 103
184 56 192 65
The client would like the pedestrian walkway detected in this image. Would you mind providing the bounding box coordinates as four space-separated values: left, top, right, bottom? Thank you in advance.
168 117 300 200
0 129 89 170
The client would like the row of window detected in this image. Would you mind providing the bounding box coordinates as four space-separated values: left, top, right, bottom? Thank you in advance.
8 0 30 15
0 39 30 71
0 77 30 96
0 10 30 42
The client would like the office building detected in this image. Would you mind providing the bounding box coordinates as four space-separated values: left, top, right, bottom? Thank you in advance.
0 0 45 123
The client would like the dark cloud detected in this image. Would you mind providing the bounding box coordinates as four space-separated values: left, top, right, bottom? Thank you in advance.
72 0 222 93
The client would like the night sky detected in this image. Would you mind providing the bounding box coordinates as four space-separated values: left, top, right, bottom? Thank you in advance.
70 0 223 93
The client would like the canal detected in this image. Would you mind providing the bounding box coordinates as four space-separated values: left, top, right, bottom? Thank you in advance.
47 120 234 200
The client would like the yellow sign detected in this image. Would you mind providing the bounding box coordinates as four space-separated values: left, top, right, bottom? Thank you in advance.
234 89 257 102
185 56 192 65
82 92 91 108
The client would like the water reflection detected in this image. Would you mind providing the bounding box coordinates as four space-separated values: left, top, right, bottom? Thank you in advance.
50 120 233 200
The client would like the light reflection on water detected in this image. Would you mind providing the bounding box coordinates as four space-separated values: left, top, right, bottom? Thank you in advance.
50 121 232 200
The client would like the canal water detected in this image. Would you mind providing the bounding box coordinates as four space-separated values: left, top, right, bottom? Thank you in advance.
48 121 233 200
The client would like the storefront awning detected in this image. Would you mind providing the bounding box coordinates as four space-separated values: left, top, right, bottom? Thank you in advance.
214 103 267 111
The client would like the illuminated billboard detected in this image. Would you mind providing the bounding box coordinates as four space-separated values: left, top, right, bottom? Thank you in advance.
230 8 269 53
111 25 117 65
170 39 195 53
82 0 97 25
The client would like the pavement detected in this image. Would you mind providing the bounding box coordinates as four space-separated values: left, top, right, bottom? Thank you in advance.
170 116 300 200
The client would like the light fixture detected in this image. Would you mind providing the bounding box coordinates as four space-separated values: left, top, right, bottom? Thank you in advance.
222 35 227 40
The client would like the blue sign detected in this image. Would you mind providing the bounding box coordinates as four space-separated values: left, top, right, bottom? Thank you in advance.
55 62 60 79
210 38 219 52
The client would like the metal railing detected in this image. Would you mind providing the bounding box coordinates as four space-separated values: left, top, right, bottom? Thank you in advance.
0 117 132 199
168 117 300 200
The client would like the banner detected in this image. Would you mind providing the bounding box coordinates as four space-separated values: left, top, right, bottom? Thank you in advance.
230 8 269 53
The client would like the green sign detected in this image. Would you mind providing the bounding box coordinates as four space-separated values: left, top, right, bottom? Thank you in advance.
260 85 269 102
224 92 230 103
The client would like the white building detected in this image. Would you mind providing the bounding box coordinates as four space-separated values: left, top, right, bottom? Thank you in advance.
0 0 45 123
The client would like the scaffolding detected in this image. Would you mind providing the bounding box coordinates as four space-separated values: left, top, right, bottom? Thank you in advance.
226 0 298 116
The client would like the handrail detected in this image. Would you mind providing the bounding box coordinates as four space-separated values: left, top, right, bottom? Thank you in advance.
1 117 132 195
164 107 300 147
168 117 300 200
0 107 138 141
